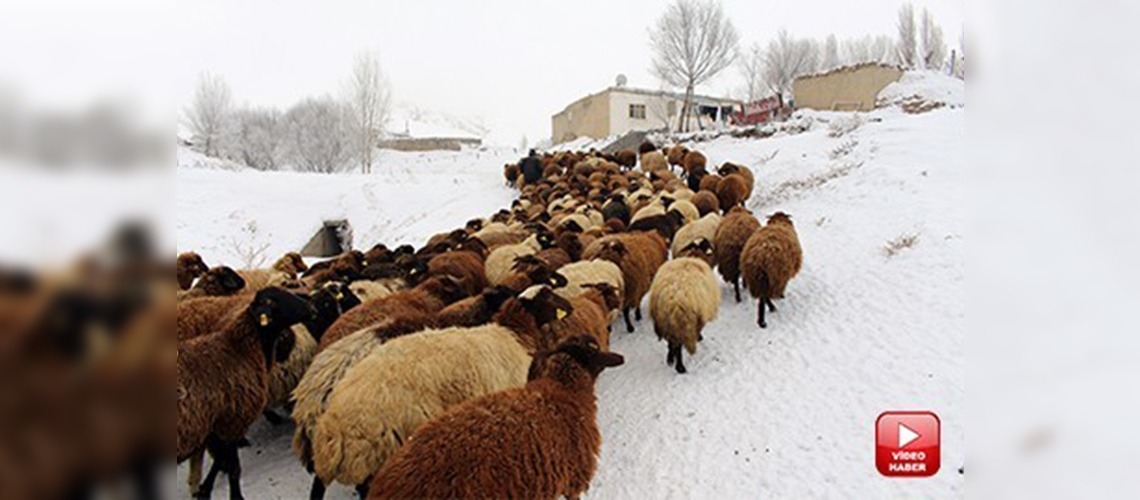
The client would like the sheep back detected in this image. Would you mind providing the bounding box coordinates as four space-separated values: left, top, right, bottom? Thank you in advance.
713 208 761 285
740 218 803 299
671 213 723 258
310 326 531 486
648 257 720 354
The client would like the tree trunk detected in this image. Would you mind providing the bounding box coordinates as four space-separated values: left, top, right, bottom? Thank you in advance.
676 84 695 133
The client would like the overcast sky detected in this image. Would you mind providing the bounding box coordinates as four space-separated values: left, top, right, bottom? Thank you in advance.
1 0 962 145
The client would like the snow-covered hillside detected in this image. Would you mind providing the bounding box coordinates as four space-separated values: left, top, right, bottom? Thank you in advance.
176 73 964 498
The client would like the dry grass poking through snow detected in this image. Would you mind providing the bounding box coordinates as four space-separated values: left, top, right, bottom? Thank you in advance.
759 161 863 207
882 232 920 257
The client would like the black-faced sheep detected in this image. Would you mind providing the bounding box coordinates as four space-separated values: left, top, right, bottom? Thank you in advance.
713 207 762 302
435 284 517 328
648 257 720 373
366 335 623 500
740 212 803 328
176 266 245 301
628 210 686 244
177 288 313 500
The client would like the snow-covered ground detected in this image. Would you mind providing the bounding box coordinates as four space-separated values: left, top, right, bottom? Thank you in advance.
176 73 964 498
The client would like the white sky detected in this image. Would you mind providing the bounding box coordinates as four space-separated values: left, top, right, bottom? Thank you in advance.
0 0 962 145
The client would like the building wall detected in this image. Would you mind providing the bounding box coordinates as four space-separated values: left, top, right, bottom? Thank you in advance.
551 92 611 144
608 91 674 137
793 64 904 111
378 137 481 152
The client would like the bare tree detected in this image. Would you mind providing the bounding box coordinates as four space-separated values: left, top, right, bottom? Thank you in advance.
282 96 351 174
183 72 232 157
920 8 947 70
897 3 917 68
761 29 819 101
228 106 283 171
344 51 392 174
649 0 739 132
821 34 840 71
845 35 900 66
737 43 766 102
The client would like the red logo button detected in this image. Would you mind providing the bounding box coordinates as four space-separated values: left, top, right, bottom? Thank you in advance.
876 411 940 477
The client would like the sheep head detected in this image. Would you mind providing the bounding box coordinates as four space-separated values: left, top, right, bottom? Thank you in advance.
176 252 209 289
465 218 485 233
518 285 573 328
274 252 308 275
595 240 628 264
249 287 315 369
582 282 621 313
767 212 794 227
481 285 517 313
305 281 360 341
528 335 624 382
194 266 245 296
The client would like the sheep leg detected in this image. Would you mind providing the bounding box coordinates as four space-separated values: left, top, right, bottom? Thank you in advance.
308 475 326 500
188 448 205 496
757 299 768 329
674 347 687 374
622 307 635 333
634 305 642 321
666 343 676 365
766 298 777 313
129 456 159 500
219 441 245 500
355 476 373 498
733 279 742 303
195 457 222 499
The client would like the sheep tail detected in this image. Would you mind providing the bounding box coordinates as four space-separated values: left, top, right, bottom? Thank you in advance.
683 313 699 355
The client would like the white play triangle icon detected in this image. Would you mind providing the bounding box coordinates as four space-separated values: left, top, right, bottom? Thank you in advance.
897 423 920 448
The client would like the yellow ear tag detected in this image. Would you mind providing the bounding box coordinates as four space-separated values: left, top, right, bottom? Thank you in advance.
335 292 344 300
556 308 568 320
259 313 270 326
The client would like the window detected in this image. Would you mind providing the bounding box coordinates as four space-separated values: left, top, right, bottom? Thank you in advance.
629 104 646 120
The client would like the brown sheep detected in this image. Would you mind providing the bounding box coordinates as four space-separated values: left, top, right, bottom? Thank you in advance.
740 212 803 328
547 283 620 350
691 190 719 217
366 335 623 500
666 144 689 168
177 288 313 499
498 254 569 293
582 231 668 333
317 275 469 351
699 173 722 193
504 163 520 186
682 150 707 178
236 252 308 292
716 173 750 214
718 162 755 199
436 285 517 328
176 266 245 301
176 252 208 290
427 250 489 297
713 207 762 302
637 140 657 155
613 149 637 170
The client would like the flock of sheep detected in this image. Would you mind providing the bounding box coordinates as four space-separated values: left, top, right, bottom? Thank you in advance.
174 140 804 499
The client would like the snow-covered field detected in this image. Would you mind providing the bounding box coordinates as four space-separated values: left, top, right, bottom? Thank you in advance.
176 74 964 498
